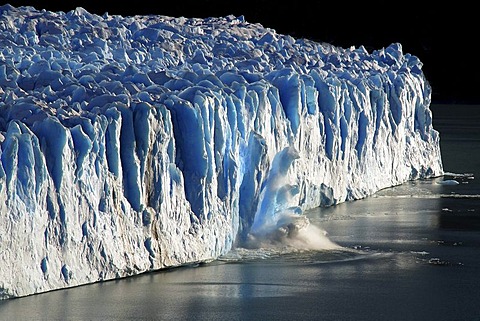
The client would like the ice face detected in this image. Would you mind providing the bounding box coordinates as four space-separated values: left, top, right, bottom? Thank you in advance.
0 5 443 298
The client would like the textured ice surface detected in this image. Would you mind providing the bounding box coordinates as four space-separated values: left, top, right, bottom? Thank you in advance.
0 4 443 298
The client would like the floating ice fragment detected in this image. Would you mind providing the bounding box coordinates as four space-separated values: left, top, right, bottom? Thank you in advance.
411 251 429 255
428 258 449 266
437 179 459 185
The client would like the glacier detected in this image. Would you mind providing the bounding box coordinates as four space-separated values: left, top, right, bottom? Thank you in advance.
0 4 443 299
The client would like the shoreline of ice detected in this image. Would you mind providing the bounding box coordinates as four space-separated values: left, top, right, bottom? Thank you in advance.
0 5 442 298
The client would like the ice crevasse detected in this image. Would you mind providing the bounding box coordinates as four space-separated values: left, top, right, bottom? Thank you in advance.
0 4 443 298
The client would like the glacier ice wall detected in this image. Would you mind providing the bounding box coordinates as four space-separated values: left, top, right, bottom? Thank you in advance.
0 5 442 298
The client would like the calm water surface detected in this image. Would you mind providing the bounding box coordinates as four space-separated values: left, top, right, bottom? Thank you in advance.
1 104 479 321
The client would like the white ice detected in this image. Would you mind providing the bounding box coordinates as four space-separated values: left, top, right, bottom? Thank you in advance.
0 4 443 298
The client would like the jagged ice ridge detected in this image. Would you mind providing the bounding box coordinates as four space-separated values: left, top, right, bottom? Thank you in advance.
0 4 443 298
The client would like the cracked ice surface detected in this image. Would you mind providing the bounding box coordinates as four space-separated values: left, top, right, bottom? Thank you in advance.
0 4 442 298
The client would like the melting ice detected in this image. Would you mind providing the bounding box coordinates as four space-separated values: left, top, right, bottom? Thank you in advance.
0 4 443 298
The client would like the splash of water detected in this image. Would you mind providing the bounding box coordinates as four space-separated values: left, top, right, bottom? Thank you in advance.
246 146 341 251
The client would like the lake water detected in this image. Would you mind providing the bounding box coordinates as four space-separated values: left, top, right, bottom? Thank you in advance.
1 104 479 320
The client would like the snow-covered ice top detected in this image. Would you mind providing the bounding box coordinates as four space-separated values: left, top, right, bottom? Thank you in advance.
0 4 442 299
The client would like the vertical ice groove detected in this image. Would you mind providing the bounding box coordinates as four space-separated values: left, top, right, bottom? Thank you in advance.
166 96 208 219
118 104 142 211
271 70 302 135
195 92 215 185
1 122 20 200
70 124 92 179
142 103 172 210
213 99 228 200
388 74 404 130
32 117 69 191
132 101 152 203
356 111 368 158
302 74 319 115
104 106 122 178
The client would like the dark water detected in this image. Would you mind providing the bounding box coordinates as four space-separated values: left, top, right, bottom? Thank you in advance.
1 104 480 321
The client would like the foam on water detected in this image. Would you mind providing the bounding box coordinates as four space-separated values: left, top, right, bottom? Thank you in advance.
219 240 383 265
246 215 342 251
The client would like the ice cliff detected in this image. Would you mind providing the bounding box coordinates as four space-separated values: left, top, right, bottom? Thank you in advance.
0 4 443 298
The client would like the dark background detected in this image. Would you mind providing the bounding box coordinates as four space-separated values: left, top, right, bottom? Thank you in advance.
4 1 479 104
